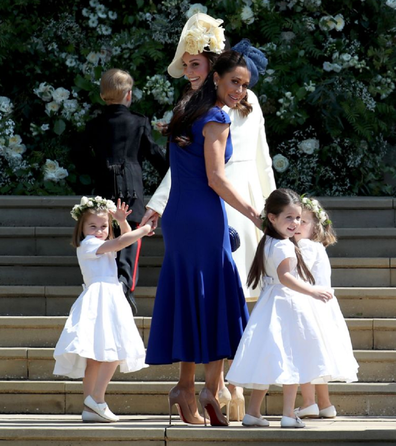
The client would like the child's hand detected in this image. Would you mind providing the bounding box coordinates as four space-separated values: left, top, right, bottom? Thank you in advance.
310 286 333 303
143 217 157 236
110 199 132 222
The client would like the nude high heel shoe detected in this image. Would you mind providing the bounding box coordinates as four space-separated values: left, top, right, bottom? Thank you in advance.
168 387 205 425
199 387 228 427
218 387 231 422
229 386 245 422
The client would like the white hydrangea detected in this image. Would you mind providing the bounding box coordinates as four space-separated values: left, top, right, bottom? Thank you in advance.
386 0 396 8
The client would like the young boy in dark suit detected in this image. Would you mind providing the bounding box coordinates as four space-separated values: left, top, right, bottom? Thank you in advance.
79 68 167 313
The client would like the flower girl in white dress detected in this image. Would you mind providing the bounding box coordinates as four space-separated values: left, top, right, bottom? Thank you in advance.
226 188 336 428
53 197 155 423
293 197 358 419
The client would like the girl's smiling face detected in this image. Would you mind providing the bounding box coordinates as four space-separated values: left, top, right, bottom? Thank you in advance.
82 212 109 240
294 209 315 242
268 203 301 239
182 52 211 90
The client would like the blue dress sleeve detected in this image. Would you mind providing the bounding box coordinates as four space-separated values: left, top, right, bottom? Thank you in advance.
203 106 231 126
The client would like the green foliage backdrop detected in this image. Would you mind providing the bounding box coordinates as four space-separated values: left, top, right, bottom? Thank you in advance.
1 0 395 196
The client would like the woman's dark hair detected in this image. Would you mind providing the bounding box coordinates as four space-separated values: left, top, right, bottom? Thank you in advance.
167 49 252 146
247 188 315 289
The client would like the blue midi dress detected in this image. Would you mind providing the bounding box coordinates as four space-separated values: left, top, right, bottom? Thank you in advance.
145 106 249 364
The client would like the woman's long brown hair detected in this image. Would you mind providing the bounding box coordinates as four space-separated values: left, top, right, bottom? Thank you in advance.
247 188 315 289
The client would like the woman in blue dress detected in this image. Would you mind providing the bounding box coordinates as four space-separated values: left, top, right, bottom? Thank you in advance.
145 47 264 426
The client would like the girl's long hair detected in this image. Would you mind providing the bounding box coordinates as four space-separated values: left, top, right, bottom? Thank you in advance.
247 188 315 289
167 50 252 146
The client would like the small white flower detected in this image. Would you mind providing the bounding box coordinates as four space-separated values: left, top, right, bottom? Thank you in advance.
133 87 143 101
108 11 117 20
334 14 345 31
323 62 333 72
66 57 77 67
82 8 90 17
273 154 290 173
52 87 70 104
80 196 89 205
319 15 335 31
34 83 54 102
185 3 208 18
45 101 60 115
43 159 68 182
88 16 98 27
41 124 50 131
241 5 255 24
89 0 99 6
8 134 22 147
298 138 319 154
340 53 352 62
386 0 396 8
0 96 13 114
87 52 100 65
87 200 94 207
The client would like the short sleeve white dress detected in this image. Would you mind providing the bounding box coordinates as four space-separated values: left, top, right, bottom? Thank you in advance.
53 235 147 378
226 236 357 390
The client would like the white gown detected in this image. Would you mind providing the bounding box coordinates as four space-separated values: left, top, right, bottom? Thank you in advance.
298 239 359 382
147 91 276 298
226 236 358 390
53 235 147 378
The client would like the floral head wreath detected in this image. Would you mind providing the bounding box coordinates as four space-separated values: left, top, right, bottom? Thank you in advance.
260 208 268 231
168 13 226 78
301 196 332 227
71 196 117 221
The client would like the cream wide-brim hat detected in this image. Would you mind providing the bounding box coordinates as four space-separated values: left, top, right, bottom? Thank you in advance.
167 13 225 79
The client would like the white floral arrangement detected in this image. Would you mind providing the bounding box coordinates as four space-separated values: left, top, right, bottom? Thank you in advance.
301 197 332 226
184 20 225 55
272 153 290 173
70 196 117 221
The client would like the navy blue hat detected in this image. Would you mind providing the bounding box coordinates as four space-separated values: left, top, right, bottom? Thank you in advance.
231 39 268 88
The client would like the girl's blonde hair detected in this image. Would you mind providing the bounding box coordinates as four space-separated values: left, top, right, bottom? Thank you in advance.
72 209 115 248
247 188 315 290
100 68 133 104
302 197 337 247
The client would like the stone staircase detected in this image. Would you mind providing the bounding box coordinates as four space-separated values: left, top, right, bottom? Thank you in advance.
0 195 395 445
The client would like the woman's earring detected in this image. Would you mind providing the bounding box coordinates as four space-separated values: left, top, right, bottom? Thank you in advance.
214 83 218 90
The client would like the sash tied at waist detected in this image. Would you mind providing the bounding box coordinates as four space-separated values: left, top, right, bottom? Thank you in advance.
82 276 120 290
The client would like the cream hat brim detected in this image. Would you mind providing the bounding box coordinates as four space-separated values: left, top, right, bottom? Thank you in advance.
167 13 224 79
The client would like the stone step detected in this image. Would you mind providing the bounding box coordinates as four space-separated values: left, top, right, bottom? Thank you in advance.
0 348 393 383
0 316 395 351
0 196 395 228
0 415 395 446
0 256 162 286
0 256 395 287
2 226 396 258
0 227 164 256
0 286 395 318
0 285 157 317
319 197 396 228
327 228 396 257
0 381 395 417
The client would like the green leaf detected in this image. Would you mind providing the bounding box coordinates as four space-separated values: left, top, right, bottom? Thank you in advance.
53 119 66 136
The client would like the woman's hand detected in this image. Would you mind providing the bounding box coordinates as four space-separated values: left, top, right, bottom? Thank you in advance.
140 207 160 229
